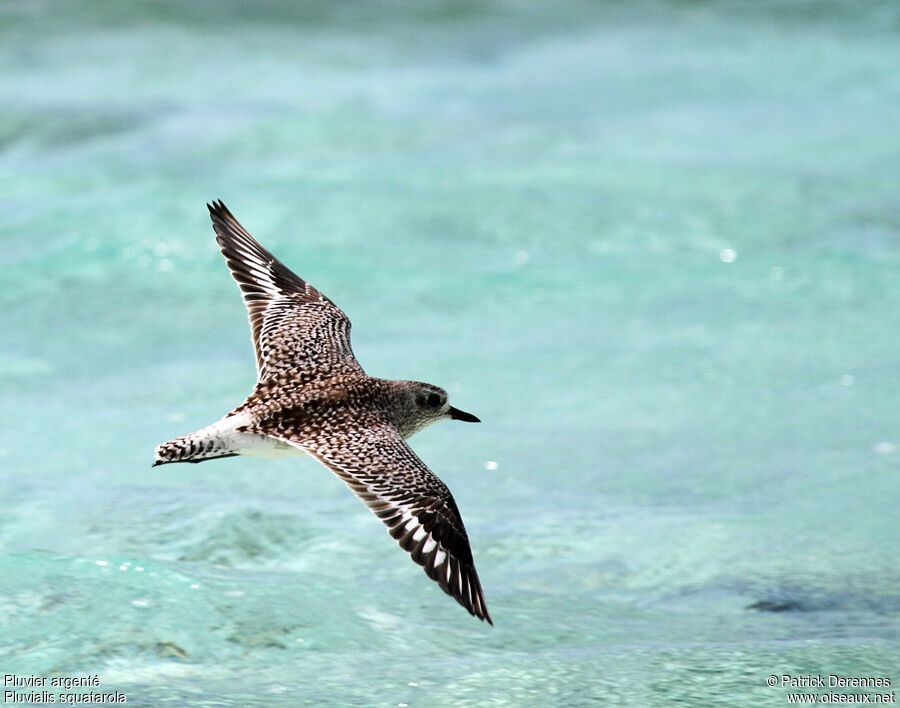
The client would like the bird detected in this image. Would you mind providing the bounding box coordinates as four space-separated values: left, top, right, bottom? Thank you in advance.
154 201 492 624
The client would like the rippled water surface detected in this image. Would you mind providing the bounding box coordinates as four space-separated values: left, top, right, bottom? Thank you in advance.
2 1 899 705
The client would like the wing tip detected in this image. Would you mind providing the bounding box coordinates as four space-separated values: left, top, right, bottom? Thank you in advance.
206 200 262 261
476 595 494 626
206 200 270 259
467 570 493 625
423 544 493 625
207 199 236 227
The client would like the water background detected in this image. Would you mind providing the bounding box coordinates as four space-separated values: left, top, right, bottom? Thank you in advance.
1 1 898 705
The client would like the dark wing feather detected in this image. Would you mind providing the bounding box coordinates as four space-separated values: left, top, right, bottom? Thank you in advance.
207 200 363 383
269 423 492 624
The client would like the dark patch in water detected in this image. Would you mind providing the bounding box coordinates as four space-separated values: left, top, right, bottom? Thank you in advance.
155 641 188 659
746 599 804 613
167 508 314 566
224 621 301 649
0 107 155 150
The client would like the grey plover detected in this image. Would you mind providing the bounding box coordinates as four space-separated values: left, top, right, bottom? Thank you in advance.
154 201 491 624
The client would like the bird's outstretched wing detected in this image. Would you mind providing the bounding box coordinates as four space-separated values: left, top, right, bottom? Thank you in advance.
208 200 363 383
253 420 492 624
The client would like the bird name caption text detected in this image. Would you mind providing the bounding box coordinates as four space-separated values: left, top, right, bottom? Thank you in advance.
3 674 126 704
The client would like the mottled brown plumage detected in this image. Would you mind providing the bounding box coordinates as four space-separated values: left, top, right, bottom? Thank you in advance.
154 201 491 624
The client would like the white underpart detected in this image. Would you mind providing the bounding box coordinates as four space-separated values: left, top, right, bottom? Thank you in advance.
185 412 307 460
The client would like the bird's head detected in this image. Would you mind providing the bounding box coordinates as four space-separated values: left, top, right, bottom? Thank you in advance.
395 381 480 438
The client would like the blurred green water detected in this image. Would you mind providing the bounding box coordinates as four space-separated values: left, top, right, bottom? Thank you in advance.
1 1 898 705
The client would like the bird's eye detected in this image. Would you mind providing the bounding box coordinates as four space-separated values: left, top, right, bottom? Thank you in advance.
426 393 442 408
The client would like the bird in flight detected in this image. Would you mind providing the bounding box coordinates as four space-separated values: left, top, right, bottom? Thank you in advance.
154 201 491 624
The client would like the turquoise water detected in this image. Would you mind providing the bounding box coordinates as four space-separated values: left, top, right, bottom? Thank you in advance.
2 1 899 705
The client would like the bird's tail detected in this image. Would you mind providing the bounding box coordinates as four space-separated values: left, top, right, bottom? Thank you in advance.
153 425 239 466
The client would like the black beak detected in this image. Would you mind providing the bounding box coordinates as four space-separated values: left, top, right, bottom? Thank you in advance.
449 406 480 423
